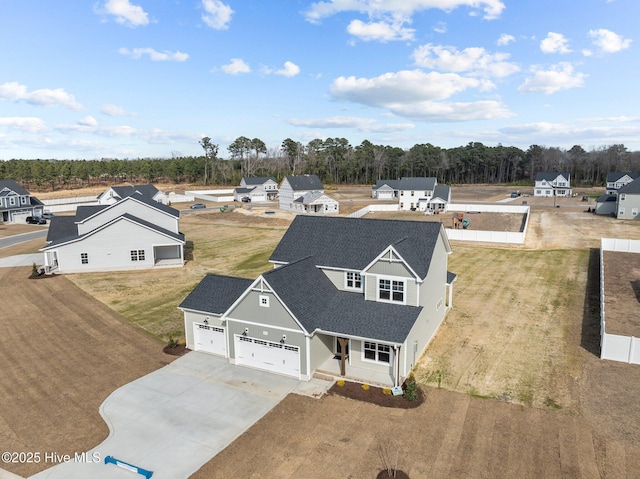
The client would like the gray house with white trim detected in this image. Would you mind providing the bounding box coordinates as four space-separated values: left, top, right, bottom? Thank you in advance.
240 176 278 200
0 180 44 223
616 178 640 219
42 193 185 273
180 216 456 387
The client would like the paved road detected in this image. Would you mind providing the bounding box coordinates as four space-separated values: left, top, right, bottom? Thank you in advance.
0 230 47 249
30 352 302 479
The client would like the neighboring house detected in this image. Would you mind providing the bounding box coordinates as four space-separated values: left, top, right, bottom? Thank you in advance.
41 193 185 273
291 191 339 214
616 178 640 219
372 177 446 211
426 185 451 213
180 216 456 387
234 187 267 203
0 180 44 223
97 184 169 205
594 194 617 216
239 176 278 200
279 175 338 214
533 172 572 197
606 172 640 195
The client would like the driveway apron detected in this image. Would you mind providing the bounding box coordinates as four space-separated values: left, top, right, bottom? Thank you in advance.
30 352 298 479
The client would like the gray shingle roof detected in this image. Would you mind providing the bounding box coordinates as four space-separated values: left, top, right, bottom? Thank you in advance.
75 205 109 222
270 216 445 279
535 172 570 181
44 213 184 248
618 178 640 194
243 176 276 185
373 177 438 191
46 216 79 243
179 274 253 314
432 185 450 201
0 180 29 196
596 194 617 203
100 184 160 201
606 172 639 183
284 174 323 191
264 256 422 343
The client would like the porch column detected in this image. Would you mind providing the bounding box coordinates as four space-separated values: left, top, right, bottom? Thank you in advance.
337 337 349 376
394 345 401 388
448 282 453 308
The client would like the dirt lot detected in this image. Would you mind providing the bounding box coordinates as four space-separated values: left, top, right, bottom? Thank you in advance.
0 268 173 477
602 251 640 336
366 210 526 232
4 183 640 478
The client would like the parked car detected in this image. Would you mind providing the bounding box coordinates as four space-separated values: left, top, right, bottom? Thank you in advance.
42 212 55 219
190 203 206 209
241 197 251 203
26 216 46 225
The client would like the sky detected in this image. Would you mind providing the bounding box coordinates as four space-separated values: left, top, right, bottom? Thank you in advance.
1 0 639 160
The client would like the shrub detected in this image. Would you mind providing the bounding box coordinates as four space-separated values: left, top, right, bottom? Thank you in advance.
336 379 345 387
167 333 179 349
361 383 370 391
403 373 419 402
382 388 392 395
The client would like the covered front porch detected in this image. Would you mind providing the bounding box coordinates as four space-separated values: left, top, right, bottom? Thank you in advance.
313 334 403 388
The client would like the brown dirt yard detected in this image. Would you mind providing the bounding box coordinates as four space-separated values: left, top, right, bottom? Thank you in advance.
3 184 640 479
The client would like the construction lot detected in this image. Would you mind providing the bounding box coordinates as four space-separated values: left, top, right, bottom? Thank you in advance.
2 184 640 478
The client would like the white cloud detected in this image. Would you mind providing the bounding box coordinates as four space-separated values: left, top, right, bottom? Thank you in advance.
78 116 98 127
118 48 189 62
98 0 149 27
540 32 572 54
201 0 234 30
274 61 301 77
588 28 632 53
288 116 414 132
0 82 82 110
346 19 415 42
433 22 447 34
499 120 640 146
304 0 506 23
412 44 519 78
329 70 512 121
518 62 586 94
101 104 133 116
0 117 47 132
497 34 515 46
221 58 251 75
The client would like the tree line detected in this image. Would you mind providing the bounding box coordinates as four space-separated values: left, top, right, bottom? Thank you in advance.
2 139 639 192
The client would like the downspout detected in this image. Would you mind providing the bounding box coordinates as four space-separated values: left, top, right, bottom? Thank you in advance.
394 345 401 388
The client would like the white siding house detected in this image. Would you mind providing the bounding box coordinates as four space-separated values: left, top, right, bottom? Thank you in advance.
534 172 572 197
606 172 639 195
97 184 169 205
278 175 336 213
42 194 184 273
240 177 278 200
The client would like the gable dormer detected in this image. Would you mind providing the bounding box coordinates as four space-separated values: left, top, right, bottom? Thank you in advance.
361 246 419 306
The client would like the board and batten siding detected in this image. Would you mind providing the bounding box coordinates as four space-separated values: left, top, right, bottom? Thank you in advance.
78 199 178 235
182 310 223 350
226 290 303 331
51 219 180 273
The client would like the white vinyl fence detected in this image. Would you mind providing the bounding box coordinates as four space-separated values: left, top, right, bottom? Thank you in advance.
348 203 530 244
599 238 640 364
185 189 234 203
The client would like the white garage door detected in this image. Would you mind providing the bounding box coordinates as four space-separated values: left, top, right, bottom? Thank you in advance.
193 323 226 356
234 335 300 379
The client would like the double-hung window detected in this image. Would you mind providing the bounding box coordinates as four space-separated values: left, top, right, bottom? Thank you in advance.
378 278 404 303
363 342 391 363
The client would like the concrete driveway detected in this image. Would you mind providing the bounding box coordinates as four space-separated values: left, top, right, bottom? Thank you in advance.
31 352 299 479
0 253 43 268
